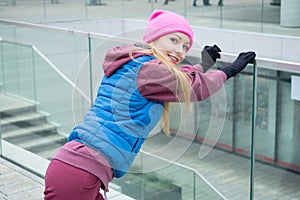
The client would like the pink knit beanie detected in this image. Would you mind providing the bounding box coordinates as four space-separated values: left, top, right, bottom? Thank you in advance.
143 10 194 52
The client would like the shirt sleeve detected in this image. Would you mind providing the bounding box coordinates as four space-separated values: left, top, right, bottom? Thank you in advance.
137 60 227 102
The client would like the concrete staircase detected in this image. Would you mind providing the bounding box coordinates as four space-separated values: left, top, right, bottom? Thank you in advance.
0 93 67 160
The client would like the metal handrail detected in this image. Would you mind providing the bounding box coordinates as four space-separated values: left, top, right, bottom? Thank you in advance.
220 52 300 74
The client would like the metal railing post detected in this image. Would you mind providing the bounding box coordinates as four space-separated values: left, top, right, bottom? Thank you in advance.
141 153 144 200
31 47 37 105
250 61 257 200
193 172 196 200
88 35 94 106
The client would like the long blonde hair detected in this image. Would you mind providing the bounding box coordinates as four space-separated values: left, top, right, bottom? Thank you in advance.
130 44 191 135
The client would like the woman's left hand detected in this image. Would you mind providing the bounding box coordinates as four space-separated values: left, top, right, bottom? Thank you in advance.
201 44 221 70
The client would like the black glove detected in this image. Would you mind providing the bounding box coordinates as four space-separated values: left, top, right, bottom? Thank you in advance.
219 51 256 79
201 44 221 69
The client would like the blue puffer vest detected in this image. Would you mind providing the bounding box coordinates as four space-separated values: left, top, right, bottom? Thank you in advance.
68 55 164 178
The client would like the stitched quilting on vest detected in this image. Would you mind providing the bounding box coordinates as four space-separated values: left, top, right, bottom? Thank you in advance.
70 56 164 178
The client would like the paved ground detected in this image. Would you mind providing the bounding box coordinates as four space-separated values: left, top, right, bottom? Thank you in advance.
0 157 45 200
0 156 137 200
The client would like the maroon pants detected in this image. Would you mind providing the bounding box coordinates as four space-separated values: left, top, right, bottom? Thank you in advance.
44 159 105 200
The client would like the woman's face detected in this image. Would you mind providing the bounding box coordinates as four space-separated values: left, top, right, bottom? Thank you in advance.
151 32 191 64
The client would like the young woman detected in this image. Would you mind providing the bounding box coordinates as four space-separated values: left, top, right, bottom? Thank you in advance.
44 10 255 200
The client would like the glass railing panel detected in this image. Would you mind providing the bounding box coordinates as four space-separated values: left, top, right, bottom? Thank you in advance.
0 24 17 42
153 165 194 200
87 35 140 101
168 60 256 199
218 79 234 148
0 25 87 80
33 51 74 134
194 173 223 200
66 35 139 132
71 36 109 127
0 25 16 41
255 65 300 172
253 62 300 199
114 151 227 200
33 34 95 135
191 77 234 150
0 34 94 176
276 71 300 169
253 68 277 160
0 26 96 140
0 41 35 100
88 37 114 99
234 66 255 154
0 42 2 90
0 42 50 177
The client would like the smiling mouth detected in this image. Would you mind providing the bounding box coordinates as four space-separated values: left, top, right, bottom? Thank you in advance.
168 54 179 64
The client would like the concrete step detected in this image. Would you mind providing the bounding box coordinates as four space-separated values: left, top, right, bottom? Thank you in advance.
0 93 65 161
26 136 66 160
1 112 47 132
18 133 66 151
2 123 57 141
0 94 36 115
33 144 64 160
